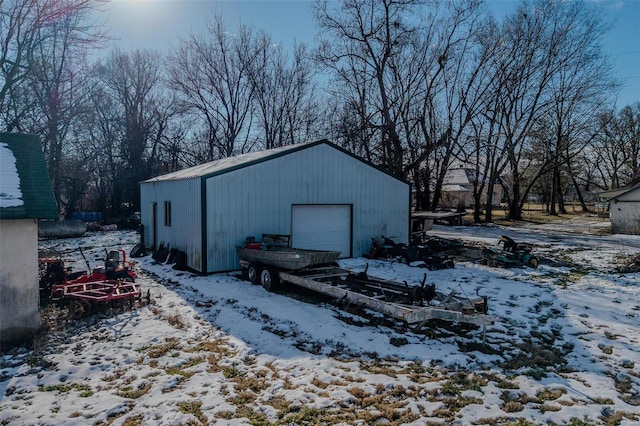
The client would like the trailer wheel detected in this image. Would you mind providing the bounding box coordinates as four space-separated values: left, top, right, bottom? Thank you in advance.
247 264 260 285
68 299 89 319
260 267 279 292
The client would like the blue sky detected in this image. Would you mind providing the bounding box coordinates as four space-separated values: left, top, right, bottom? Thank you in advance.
105 0 639 108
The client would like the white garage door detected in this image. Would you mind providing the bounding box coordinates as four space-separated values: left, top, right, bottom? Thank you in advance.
291 205 351 258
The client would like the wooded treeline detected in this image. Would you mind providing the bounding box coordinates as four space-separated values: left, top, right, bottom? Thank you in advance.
2 0 638 222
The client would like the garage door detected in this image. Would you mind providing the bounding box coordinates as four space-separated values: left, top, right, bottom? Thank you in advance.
291 205 351 258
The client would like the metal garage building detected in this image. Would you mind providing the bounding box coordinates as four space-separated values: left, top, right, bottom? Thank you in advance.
139 139 410 273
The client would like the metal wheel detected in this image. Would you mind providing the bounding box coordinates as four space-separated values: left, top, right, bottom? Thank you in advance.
68 299 89 319
248 264 260 285
260 267 279 292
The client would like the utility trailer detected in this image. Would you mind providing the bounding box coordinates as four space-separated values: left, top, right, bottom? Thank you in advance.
238 246 494 334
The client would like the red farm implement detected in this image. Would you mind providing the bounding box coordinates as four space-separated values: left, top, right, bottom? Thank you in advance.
50 279 143 319
39 249 137 291
39 248 142 318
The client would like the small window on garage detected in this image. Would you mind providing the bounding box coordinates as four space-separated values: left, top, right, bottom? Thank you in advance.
164 201 171 226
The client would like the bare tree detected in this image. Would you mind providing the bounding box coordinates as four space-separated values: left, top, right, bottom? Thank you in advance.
469 0 616 221
95 49 171 215
594 103 640 189
168 16 258 159
0 0 104 130
248 38 320 149
314 0 421 177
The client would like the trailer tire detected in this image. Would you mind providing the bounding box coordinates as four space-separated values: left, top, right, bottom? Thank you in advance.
248 264 260 285
260 267 279 292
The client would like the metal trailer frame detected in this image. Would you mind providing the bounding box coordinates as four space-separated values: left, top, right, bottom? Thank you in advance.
240 261 495 336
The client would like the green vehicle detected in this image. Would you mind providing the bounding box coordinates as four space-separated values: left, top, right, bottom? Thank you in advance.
482 235 539 268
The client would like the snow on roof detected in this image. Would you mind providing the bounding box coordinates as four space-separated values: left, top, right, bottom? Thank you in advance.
0 142 24 208
144 142 319 183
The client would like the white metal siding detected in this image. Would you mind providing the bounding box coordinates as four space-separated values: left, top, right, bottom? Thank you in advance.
205 143 409 272
610 187 640 235
0 219 40 342
291 205 351 257
140 178 203 271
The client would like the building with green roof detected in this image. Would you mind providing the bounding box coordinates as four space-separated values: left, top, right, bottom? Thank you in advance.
1 133 58 344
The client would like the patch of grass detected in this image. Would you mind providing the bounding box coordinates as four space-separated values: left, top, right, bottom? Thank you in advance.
536 387 566 401
616 253 640 273
500 338 571 372
223 366 241 379
281 407 321 424
592 397 613 404
214 411 235 420
177 400 207 424
122 414 145 426
102 369 126 382
232 375 269 393
266 395 291 413
600 410 639 426
442 396 483 411
311 377 329 389
565 417 598 426
38 382 92 397
234 405 269 425
360 360 399 378
117 382 151 399
227 390 257 405
164 366 195 379
473 417 540 426
538 403 561 413
502 400 524 413
140 338 181 358
164 314 186 329
483 373 519 389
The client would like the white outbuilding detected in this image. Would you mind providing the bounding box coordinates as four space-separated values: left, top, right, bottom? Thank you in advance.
599 178 640 235
1 133 58 344
140 140 410 273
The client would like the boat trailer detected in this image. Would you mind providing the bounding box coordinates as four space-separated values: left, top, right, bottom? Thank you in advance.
240 260 495 333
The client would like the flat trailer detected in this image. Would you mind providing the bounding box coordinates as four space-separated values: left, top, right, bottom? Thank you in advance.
238 234 495 334
239 258 495 333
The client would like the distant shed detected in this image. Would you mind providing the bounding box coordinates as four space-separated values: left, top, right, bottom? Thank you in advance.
600 180 640 235
1 133 58 344
140 140 410 273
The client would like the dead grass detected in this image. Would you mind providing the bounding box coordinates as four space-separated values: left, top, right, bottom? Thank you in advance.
139 337 181 358
116 382 151 399
177 400 208 424
474 203 604 226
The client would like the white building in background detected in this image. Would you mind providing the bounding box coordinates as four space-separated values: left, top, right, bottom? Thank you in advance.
441 164 504 209
599 178 640 235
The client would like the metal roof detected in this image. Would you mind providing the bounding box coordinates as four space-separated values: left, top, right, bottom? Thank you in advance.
0 133 58 220
142 139 408 184
598 178 640 200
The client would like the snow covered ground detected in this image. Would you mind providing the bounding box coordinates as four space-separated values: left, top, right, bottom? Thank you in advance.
1 218 639 425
